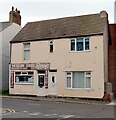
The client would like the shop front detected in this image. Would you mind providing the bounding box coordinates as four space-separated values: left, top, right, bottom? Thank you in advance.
9 63 50 96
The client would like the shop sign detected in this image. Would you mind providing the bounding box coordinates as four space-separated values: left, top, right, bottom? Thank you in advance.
10 63 50 70
45 70 48 89
11 63 37 70
38 63 50 70
10 71 14 88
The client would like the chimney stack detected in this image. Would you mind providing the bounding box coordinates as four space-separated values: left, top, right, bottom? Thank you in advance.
9 6 21 25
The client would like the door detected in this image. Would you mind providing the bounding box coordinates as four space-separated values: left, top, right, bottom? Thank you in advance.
49 73 57 95
38 74 45 96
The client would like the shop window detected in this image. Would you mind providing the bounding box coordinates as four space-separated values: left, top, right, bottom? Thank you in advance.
66 71 91 88
15 71 34 83
24 43 30 60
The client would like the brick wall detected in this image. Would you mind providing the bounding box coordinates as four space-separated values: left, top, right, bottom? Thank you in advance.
9 6 21 25
108 24 116 97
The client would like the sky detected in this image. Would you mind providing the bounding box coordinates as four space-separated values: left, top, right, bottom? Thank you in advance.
0 0 115 27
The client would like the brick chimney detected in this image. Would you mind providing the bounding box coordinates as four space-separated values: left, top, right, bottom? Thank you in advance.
9 6 21 25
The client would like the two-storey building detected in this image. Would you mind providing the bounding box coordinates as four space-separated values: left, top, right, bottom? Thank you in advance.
9 11 111 99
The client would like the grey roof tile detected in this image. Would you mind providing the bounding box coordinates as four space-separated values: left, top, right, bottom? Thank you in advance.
0 22 12 32
11 12 107 43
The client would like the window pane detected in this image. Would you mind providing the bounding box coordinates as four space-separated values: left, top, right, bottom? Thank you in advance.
28 72 34 75
85 38 89 50
50 44 53 52
85 72 91 77
86 77 91 88
22 72 28 75
71 39 75 51
24 50 30 60
15 77 19 82
19 76 25 82
67 72 71 76
28 76 33 83
72 72 84 88
24 43 30 49
15 72 21 75
67 77 71 88
76 38 83 51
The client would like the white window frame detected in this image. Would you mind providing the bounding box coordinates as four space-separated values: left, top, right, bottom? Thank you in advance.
23 42 30 61
70 38 90 52
15 71 34 84
66 72 72 88
66 71 91 89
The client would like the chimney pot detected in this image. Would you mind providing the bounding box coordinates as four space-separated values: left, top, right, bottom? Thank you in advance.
18 10 20 14
12 6 14 11
9 7 21 25
15 8 17 11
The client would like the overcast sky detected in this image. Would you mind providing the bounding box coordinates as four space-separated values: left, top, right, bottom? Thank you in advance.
0 0 115 27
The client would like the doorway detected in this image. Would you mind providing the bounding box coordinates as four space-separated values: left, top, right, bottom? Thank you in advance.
38 73 45 96
49 72 57 95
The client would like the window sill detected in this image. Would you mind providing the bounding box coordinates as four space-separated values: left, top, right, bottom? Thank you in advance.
66 88 91 90
14 83 34 85
23 60 30 63
70 50 90 53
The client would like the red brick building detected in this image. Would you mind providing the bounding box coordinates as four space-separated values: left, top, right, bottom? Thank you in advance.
108 24 116 97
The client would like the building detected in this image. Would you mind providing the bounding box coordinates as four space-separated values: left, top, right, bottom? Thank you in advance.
0 7 22 91
9 11 111 99
108 24 116 97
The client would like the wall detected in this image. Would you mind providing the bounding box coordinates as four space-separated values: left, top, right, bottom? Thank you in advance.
0 28 2 92
2 23 21 90
10 35 106 98
108 24 116 97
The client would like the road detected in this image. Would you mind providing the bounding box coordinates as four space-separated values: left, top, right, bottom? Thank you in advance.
2 97 115 119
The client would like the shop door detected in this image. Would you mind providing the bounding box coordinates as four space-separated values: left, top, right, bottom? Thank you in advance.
38 74 45 96
49 73 57 95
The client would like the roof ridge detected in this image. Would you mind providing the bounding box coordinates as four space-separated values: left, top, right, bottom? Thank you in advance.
27 13 100 24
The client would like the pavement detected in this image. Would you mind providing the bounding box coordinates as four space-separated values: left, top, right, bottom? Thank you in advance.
2 95 116 106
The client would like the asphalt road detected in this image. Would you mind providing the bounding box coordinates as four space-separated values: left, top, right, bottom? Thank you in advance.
2 97 115 119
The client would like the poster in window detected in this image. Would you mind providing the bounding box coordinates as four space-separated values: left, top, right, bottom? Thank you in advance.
45 70 48 89
10 71 14 88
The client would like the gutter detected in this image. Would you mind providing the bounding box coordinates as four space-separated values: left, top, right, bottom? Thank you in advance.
10 32 103 43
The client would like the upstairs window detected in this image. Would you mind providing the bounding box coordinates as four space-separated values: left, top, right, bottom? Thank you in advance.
71 39 75 51
49 40 53 53
24 43 30 60
70 38 90 51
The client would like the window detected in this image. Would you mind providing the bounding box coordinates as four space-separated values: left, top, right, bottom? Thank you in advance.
85 38 90 50
24 43 30 60
70 38 90 51
15 72 34 83
38 75 44 87
66 72 72 88
49 40 53 53
66 71 91 88
71 39 75 51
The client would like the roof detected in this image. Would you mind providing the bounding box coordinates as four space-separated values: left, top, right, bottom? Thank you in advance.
0 22 12 32
11 11 108 43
